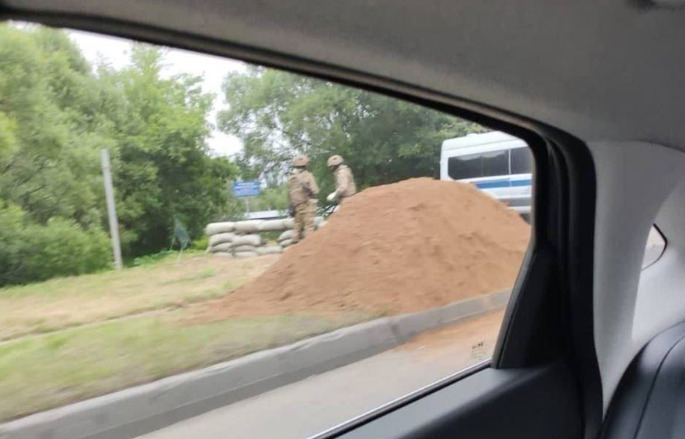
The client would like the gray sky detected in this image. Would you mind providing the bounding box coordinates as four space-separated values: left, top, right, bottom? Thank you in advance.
67 30 246 157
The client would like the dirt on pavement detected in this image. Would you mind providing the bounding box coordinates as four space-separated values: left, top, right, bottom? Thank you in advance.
399 310 505 363
194 178 530 322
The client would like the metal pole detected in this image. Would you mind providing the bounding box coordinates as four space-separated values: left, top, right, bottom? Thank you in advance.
101 149 123 270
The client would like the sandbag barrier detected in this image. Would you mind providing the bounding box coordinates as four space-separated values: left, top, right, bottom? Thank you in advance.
205 217 326 257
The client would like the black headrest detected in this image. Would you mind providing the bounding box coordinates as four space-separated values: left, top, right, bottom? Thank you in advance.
602 321 685 439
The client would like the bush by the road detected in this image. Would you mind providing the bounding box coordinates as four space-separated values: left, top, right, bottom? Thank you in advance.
0 204 111 287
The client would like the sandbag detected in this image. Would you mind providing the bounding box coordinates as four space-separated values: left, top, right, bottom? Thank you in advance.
279 239 293 248
231 234 263 247
209 242 233 253
257 219 286 231
314 216 325 227
256 246 283 255
205 222 235 235
317 220 328 228
234 251 258 258
277 230 294 242
232 245 257 253
282 218 294 229
233 220 263 234
208 232 237 247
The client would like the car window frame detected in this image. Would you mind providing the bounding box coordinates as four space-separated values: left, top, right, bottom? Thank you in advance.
0 10 602 438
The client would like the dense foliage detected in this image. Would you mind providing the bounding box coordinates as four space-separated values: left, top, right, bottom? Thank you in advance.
218 67 485 199
0 25 237 285
0 204 111 284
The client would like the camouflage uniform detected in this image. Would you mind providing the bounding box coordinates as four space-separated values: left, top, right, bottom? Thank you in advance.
334 164 357 200
288 168 319 243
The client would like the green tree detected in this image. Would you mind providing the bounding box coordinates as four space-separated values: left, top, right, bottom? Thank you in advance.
103 44 239 256
0 26 114 228
247 184 289 212
0 24 242 284
218 68 486 198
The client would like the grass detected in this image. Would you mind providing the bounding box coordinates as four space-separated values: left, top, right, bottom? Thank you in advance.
0 252 376 422
0 253 278 340
0 308 372 421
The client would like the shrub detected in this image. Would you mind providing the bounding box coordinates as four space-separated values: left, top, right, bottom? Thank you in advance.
190 236 209 251
0 204 112 286
21 218 112 282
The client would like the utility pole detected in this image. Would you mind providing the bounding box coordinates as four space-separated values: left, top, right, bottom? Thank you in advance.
101 149 123 270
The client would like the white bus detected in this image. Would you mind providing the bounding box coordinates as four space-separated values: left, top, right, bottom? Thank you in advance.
440 131 533 217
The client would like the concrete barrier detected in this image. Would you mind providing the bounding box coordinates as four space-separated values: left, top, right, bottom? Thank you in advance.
0 290 510 439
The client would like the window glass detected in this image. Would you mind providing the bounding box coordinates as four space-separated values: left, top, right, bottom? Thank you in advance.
511 147 533 174
0 22 535 439
482 150 509 177
448 153 483 179
448 150 509 180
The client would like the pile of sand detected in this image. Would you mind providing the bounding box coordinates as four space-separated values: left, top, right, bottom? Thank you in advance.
201 178 530 318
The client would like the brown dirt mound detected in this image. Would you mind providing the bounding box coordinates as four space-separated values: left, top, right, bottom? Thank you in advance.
199 178 530 320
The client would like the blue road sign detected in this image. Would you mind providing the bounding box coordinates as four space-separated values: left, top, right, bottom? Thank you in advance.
233 180 261 198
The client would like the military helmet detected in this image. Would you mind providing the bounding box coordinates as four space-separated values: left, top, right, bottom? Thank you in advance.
327 155 344 167
291 155 310 167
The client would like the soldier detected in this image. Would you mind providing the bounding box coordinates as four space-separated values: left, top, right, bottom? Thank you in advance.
326 155 357 203
288 155 319 244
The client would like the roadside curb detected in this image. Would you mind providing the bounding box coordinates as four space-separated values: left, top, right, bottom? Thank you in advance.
0 290 510 439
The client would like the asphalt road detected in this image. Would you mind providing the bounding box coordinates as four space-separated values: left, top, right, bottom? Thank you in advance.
137 311 504 439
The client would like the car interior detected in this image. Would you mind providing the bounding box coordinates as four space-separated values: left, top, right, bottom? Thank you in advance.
2 0 685 438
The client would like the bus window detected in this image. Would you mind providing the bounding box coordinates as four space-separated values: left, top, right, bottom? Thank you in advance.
448 153 481 179
482 150 508 177
510 148 533 174
448 151 508 180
